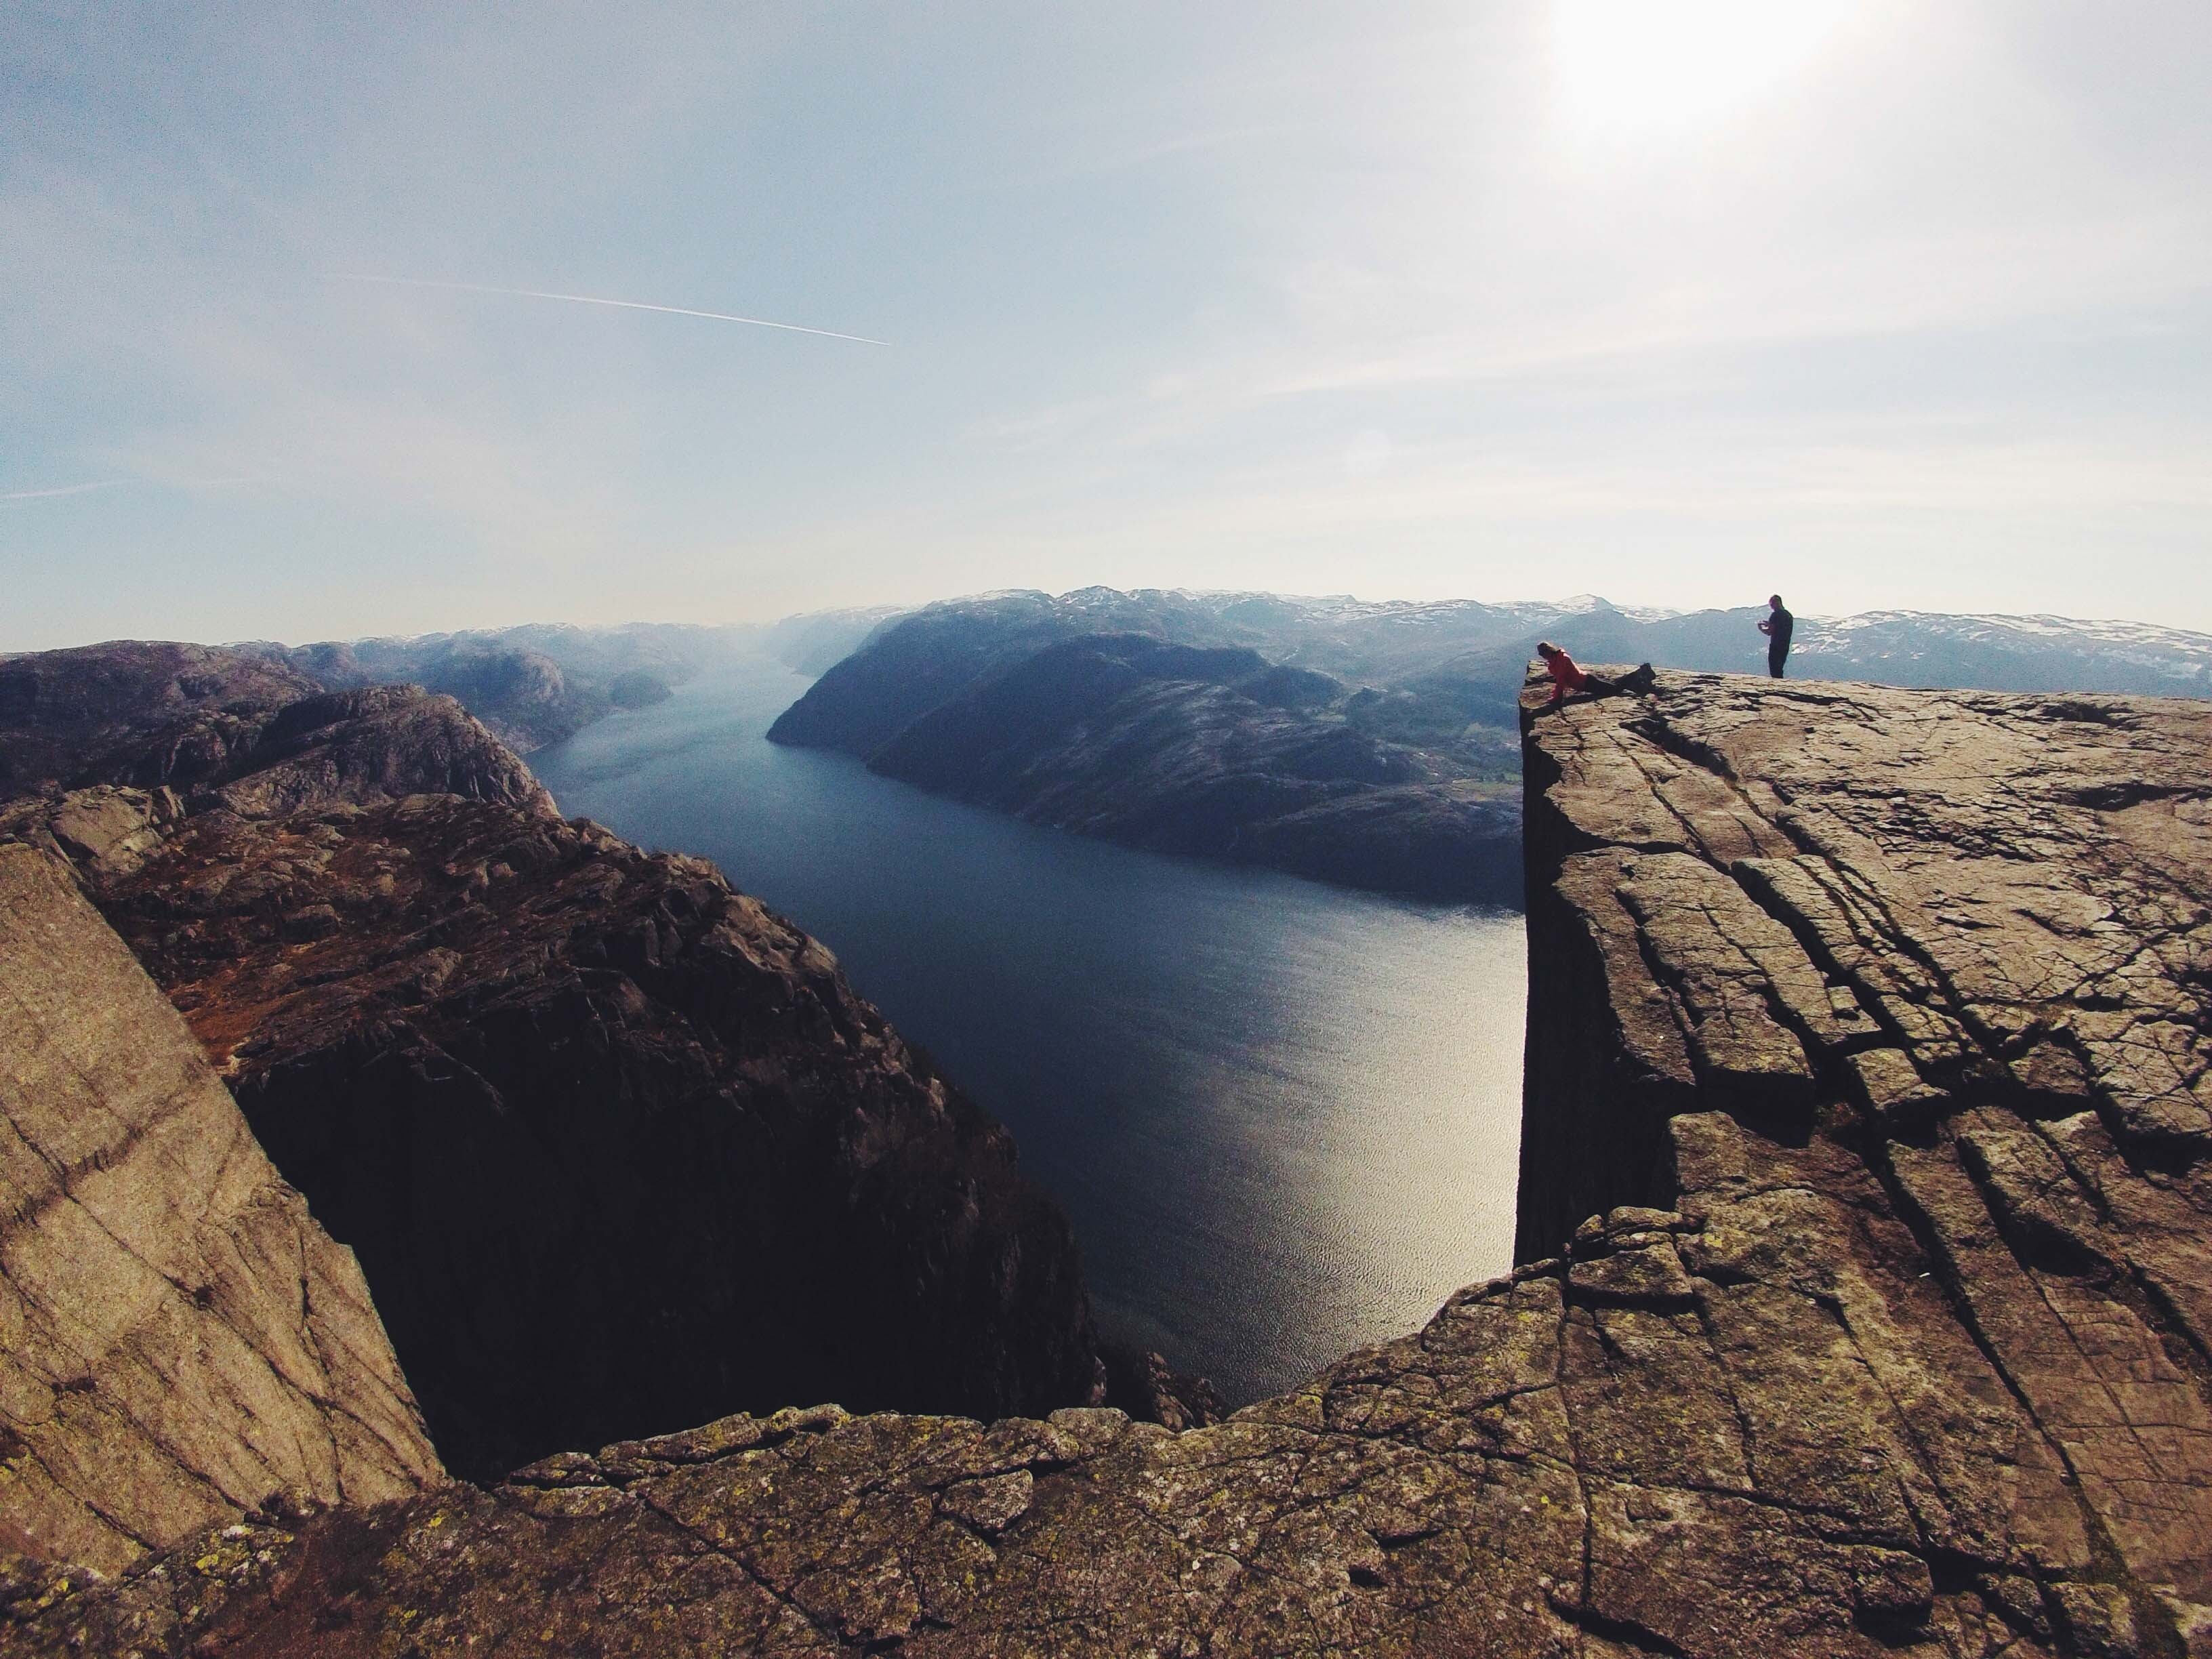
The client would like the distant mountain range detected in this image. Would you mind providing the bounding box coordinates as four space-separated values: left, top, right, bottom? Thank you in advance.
24 588 2194 901
148 590 2205 775
767 588 2212 903
226 609 901 754
232 623 745 754
777 586 2212 745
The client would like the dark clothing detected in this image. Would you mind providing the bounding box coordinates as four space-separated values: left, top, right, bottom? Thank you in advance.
1539 656 1656 706
1763 606 1793 678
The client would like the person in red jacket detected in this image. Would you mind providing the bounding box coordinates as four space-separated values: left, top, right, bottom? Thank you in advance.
1536 642 1655 706
1537 641 1591 703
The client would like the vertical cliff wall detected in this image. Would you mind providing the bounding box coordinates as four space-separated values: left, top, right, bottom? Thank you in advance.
1518 667 2212 1649
79 794 1105 1479
0 644 1108 1483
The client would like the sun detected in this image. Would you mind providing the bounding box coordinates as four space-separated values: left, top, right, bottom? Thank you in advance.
1550 0 1855 140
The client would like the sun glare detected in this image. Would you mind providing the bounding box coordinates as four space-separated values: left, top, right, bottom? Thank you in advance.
1551 0 1854 140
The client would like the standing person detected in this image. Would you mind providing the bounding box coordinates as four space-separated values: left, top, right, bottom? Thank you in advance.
1759 594 1794 678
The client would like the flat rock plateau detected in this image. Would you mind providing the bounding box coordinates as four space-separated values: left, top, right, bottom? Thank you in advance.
5 661 2211 1657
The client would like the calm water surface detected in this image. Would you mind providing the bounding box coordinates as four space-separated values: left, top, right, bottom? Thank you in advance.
533 655 1525 1404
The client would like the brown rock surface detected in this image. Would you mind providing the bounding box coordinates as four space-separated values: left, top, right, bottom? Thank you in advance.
1517 668 2212 1649
0 1195 2135 1658
191 684 555 818
0 786 185 880
76 792 1104 1479
9 668 2209 1656
0 844 439 1577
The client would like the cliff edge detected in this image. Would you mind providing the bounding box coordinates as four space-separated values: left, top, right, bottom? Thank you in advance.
1517 666 2212 1650
0 641 1107 1484
83 792 1105 1478
0 846 440 1576
8 669 2209 1656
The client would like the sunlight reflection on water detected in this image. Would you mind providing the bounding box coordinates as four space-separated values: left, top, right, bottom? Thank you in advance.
535 653 1526 1404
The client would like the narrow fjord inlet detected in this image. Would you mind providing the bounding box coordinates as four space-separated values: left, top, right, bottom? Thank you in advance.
14 1 2211 1641
533 647 1528 1404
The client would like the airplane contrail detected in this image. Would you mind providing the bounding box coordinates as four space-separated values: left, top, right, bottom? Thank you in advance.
1 478 131 501
328 274 888 346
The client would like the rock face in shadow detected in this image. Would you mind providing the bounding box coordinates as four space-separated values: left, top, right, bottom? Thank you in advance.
0 845 440 1575
17 667 2209 1656
0 644 1109 1492
79 792 1105 1480
781 628 1522 903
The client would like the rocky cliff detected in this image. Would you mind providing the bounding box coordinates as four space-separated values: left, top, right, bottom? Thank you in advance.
14 667 2207 1657
0 846 440 1577
0 642 315 801
0 642 1105 1487
1514 667 2212 1648
80 791 1105 1479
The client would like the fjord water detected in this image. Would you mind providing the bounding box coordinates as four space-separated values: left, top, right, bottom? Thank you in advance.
533 653 1525 1404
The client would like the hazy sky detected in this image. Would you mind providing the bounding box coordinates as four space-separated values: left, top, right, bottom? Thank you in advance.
5 1 2210 649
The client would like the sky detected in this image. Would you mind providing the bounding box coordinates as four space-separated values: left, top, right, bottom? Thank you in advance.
5 1 2211 649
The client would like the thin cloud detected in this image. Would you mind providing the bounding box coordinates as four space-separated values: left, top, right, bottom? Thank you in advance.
327 274 888 346
1 478 132 502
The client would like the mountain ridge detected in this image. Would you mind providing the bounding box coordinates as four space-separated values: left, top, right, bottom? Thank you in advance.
765 586 2211 903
